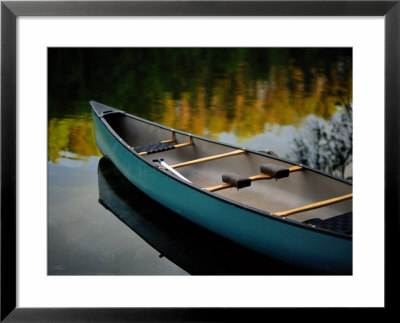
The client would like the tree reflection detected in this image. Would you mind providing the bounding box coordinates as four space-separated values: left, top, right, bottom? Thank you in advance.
48 48 352 178
48 48 352 124
48 115 101 164
288 108 352 180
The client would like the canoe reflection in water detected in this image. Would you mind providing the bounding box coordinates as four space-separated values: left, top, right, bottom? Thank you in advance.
97 157 313 275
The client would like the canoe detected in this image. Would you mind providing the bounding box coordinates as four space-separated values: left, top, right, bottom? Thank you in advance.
98 157 312 275
90 101 352 274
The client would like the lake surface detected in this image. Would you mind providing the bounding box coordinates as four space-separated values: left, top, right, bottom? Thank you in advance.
48 48 352 275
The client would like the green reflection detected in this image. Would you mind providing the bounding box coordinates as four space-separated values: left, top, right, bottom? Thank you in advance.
48 102 101 164
48 48 352 175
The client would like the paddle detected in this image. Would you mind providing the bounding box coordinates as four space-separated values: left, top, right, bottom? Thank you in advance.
153 159 192 183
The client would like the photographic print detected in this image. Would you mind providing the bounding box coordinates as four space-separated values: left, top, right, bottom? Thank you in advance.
48 47 352 276
2 0 396 318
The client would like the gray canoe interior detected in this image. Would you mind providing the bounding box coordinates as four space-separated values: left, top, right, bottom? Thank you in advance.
104 113 352 224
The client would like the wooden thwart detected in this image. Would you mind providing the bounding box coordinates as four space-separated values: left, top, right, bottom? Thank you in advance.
204 165 302 192
174 138 194 149
274 193 353 217
170 149 246 169
138 135 193 156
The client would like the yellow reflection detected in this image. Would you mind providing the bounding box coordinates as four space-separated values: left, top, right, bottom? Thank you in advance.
48 61 351 163
148 63 352 140
48 116 101 164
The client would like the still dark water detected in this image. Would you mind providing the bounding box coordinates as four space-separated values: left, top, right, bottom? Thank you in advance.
48 48 352 275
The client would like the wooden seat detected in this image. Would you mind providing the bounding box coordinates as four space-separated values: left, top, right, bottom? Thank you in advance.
136 134 193 156
134 141 176 155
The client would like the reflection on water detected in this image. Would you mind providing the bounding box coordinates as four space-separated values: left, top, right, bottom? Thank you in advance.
48 107 101 164
48 48 352 275
48 48 352 179
291 112 353 179
98 157 312 275
48 158 188 275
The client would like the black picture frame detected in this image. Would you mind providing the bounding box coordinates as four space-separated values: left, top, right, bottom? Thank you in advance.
1 1 398 321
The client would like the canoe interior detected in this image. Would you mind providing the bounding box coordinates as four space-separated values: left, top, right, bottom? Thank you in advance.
103 112 352 230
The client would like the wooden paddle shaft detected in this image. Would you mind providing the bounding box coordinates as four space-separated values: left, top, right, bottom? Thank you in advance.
274 193 353 217
171 149 246 169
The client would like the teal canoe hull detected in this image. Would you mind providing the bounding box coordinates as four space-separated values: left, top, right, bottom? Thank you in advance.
92 105 352 274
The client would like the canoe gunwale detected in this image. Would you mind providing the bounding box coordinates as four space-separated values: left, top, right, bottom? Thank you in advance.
91 101 352 241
